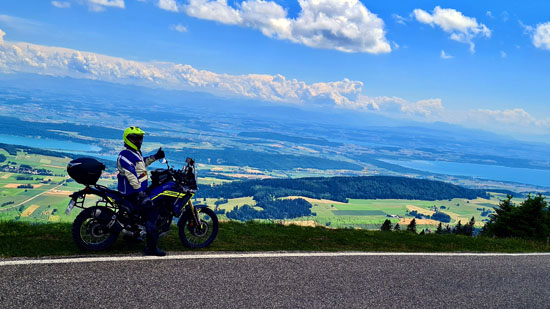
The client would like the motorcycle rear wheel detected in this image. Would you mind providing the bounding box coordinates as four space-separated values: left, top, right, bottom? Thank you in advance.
178 207 218 248
72 207 120 251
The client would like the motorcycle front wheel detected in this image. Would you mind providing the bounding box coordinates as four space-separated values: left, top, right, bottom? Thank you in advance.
178 207 218 249
71 206 120 251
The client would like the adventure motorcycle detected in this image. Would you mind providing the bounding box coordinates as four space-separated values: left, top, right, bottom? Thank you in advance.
65 157 218 251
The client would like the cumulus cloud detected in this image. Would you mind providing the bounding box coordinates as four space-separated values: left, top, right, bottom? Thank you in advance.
186 0 242 24
440 50 452 59
500 50 507 58
472 108 550 129
184 0 391 53
0 29 5 43
334 94 444 120
0 32 370 107
51 1 71 8
158 0 179 12
533 22 550 50
413 6 490 53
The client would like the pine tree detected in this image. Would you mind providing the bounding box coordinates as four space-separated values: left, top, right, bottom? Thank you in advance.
454 221 463 235
463 216 475 236
406 218 417 233
394 223 401 231
436 222 443 234
483 194 549 239
380 219 392 231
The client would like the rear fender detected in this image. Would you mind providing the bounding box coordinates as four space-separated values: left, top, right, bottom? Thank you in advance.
69 187 117 208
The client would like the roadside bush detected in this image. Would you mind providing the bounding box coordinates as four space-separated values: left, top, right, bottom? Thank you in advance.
482 195 549 239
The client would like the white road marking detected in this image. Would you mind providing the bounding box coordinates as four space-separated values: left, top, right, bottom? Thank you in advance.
1 252 550 266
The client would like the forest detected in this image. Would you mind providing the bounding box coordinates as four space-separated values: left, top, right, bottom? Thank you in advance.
198 175 489 202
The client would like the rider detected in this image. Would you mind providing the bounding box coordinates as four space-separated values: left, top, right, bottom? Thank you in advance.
117 126 166 256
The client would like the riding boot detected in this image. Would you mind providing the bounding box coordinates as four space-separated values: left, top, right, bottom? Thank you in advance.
144 233 166 256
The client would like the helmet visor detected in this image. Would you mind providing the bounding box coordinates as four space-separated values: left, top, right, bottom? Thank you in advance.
127 134 143 150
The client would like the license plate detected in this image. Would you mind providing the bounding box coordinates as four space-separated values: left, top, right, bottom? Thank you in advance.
65 199 76 215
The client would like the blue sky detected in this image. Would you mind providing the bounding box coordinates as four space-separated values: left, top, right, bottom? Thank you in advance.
0 0 549 140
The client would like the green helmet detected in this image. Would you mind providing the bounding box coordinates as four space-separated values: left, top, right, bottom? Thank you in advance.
123 126 145 152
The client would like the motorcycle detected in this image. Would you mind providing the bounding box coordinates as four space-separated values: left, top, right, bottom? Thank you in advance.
65 156 218 251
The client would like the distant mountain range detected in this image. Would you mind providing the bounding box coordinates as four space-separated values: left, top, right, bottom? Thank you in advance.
1 72 550 189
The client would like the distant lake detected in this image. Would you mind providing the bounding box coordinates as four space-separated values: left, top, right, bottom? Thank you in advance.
0 134 101 153
384 159 550 188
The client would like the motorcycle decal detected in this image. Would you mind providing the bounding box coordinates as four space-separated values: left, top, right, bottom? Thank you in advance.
151 190 187 200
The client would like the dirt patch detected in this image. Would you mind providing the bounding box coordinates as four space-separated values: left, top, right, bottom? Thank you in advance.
244 168 263 174
4 184 22 188
277 220 319 227
0 173 13 179
46 190 73 196
283 196 346 205
406 205 436 216
3 183 43 188
21 205 40 217
399 218 441 226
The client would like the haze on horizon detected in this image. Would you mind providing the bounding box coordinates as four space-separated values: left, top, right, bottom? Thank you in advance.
0 0 549 142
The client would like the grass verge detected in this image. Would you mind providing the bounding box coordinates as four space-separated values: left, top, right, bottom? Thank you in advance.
1 220 549 258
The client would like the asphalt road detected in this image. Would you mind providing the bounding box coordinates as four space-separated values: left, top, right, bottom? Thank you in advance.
1 253 549 308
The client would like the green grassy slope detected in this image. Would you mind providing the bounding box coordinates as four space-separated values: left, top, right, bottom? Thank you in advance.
1 221 549 258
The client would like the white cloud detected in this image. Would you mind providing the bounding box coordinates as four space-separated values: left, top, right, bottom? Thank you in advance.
158 0 179 12
0 32 368 107
185 0 242 24
472 108 550 128
440 50 452 59
87 0 125 11
51 1 71 8
171 24 187 32
520 21 550 51
500 50 507 58
413 6 491 53
486 11 494 19
184 0 391 53
0 29 5 43
533 22 550 50
337 95 444 120
400 98 443 117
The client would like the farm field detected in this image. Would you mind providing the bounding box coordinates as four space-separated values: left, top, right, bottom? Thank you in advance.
0 147 527 231
197 194 516 230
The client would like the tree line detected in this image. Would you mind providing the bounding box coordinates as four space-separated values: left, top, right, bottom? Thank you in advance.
199 176 489 202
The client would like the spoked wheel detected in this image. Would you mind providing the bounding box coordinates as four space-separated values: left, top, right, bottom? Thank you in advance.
72 207 120 251
178 207 218 248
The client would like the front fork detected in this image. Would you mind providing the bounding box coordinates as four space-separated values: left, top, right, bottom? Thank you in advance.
187 198 203 228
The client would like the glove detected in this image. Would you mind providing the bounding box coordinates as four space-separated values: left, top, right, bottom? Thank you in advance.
155 147 165 160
